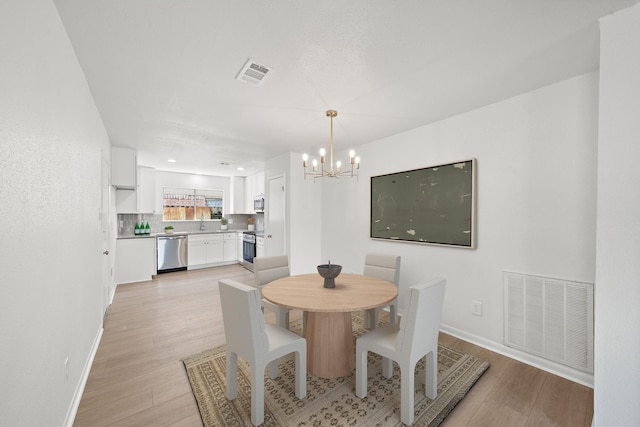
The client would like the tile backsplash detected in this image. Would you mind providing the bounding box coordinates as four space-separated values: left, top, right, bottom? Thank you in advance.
117 213 262 236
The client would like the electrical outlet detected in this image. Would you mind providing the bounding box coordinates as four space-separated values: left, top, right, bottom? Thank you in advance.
471 301 483 316
64 357 70 383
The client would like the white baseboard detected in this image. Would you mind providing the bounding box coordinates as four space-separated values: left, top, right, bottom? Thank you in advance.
63 327 104 427
440 323 594 388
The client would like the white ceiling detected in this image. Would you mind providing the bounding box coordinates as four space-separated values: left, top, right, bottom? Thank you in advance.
53 0 639 177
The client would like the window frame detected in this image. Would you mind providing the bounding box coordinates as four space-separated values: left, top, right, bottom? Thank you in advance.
162 187 224 222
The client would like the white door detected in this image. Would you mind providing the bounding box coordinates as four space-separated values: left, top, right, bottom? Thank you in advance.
101 153 113 316
266 175 286 256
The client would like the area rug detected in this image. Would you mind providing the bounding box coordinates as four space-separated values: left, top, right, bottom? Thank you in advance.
183 313 489 426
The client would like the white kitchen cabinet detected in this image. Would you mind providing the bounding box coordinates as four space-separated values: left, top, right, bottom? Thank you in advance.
256 235 265 258
231 176 246 214
116 166 156 213
210 237 224 264
256 172 265 196
244 177 253 213
137 166 156 213
111 147 137 189
223 232 238 262
188 233 223 269
115 237 156 284
187 238 207 266
237 232 244 262
244 172 265 213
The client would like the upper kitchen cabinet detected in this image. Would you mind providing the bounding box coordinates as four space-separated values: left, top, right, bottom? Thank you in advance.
137 166 156 213
116 166 157 213
111 147 137 189
230 176 245 214
244 172 265 213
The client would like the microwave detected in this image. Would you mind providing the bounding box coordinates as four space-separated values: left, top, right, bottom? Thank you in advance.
254 194 264 212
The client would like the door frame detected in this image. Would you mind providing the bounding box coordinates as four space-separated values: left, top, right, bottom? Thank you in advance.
265 173 286 256
100 151 114 317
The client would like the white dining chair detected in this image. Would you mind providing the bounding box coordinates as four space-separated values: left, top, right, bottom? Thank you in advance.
363 253 401 329
254 254 292 330
355 277 446 426
219 279 307 426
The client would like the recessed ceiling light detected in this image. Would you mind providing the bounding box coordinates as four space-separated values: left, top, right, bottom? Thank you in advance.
168 159 176 163
237 167 244 171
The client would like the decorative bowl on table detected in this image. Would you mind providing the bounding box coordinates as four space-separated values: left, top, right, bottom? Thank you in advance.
317 263 342 288
164 229 174 234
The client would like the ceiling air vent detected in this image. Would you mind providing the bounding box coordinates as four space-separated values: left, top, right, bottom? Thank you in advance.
236 58 272 86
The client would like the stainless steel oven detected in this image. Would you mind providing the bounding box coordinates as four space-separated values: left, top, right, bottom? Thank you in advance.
242 231 256 271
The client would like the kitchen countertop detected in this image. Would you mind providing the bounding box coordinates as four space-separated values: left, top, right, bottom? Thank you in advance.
117 229 256 239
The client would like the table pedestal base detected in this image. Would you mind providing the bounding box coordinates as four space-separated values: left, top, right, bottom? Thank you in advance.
305 311 354 378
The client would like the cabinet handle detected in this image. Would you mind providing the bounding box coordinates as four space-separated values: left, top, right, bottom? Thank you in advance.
103 250 109 255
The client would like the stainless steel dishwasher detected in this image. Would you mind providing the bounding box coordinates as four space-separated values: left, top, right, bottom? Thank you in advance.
157 235 188 273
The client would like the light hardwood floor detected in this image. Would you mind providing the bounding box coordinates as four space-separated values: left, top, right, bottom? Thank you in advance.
73 265 593 426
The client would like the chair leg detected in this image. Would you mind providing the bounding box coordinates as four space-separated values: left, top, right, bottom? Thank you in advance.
275 309 290 330
268 359 279 379
294 347 307 399
372 308 380 329
382 356 393 379
355 344 368 398
364 308 376 329
390 303 398 324
424 350 437 399
400 364 415 426
226 351 238 400
251 363 265 426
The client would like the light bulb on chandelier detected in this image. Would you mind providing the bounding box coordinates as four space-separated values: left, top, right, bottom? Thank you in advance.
302 110 360 180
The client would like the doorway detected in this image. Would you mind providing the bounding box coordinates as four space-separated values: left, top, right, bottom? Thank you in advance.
101 152 113 317
266 174 286 256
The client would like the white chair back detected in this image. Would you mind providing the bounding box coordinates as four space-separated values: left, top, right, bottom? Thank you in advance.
396 278 446 355
254 254 290 286
363 253 401 285
219 279 307 425
219 280 268 360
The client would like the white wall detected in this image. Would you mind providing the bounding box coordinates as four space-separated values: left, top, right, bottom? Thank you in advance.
0 1 111 425
321 72 599 383
265 153 323 275
595 4 640 425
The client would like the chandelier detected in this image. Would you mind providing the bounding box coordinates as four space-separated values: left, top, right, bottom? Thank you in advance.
302 110 360 180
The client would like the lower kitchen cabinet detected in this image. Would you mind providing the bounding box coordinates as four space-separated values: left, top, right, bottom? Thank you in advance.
188 232 238 269
237 232 244 262
188 234 223 268
223 232 237 262
115 237 156 284
256 235 265 258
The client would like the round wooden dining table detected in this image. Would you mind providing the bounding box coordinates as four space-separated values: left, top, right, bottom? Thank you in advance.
262 273 397 379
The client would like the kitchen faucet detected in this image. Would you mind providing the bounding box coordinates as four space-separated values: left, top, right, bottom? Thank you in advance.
200 213 205 231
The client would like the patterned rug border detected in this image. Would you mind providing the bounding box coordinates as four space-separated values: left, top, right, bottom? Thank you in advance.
183 315 489 426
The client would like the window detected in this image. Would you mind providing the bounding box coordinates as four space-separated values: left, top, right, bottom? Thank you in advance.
163 187 224 221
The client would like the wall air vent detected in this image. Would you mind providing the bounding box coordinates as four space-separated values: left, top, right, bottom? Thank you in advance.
236 58 272 86
504 271 594 373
